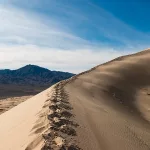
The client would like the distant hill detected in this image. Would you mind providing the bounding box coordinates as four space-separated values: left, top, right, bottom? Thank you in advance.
0 65 74 98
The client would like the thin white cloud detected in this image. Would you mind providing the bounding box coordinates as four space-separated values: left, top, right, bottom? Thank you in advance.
18 0 150 47
0 44 137 73
0 2 149 73
1 1 149 49
0 5 90 49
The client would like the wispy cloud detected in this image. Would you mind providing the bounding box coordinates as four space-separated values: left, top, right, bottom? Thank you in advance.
1 1 149 49
0 1 149 73
0 45 137 73
0 4 91 49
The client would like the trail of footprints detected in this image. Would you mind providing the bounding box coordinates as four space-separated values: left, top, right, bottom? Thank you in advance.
42 82 81 150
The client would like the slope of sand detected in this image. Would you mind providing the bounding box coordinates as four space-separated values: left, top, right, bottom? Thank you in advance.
1 49 150 150
64 49 150 150
0 86 54 150
0 96 33 115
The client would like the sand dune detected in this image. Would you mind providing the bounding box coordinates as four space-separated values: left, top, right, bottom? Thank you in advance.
1 49 150 150
0 86 54 150
64 49 150 150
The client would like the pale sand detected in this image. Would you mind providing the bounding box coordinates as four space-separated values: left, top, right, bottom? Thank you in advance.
0 96 33 115
1 49 150 150
0 86 54 150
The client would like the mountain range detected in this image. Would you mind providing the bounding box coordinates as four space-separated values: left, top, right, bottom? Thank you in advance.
0 65 74 98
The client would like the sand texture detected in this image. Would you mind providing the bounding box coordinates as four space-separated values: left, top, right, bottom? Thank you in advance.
0 86 54 150
64 49 150 150
1 49 150 150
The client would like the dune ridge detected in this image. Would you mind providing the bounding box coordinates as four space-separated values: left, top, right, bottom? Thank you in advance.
41 49 150 150
63 48 150 150
1 49 150 150
41 81 80 149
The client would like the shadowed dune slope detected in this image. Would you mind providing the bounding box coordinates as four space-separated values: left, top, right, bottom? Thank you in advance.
65 49 150 150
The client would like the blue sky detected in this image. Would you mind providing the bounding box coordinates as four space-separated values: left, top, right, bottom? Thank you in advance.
0 0 149 73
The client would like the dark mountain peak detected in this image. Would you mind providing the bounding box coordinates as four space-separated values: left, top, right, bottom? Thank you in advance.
15 64 50 76
18 64 47 70
17 64 50 71
0 65 74 86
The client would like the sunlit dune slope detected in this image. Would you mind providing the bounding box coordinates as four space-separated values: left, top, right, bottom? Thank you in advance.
0 86 54 150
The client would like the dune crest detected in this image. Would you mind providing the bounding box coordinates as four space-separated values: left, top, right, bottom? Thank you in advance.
1 49 150 150
64 49 150 150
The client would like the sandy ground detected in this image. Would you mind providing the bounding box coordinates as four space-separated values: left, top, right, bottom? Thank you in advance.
0 86 54 150
1 49 150 150
0 96 33 115
64 49 150 150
